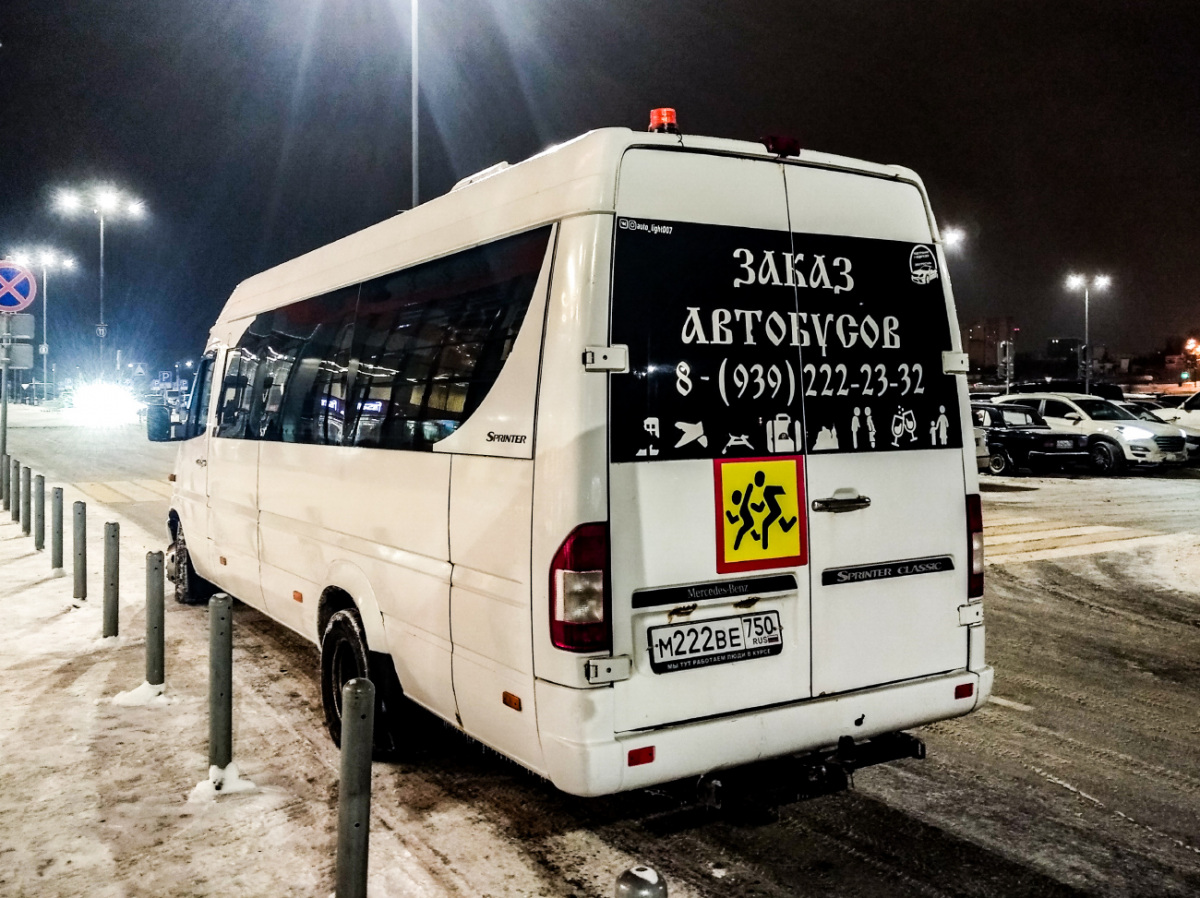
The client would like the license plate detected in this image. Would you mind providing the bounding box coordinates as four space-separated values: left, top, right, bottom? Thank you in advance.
647 611 782 674
1056 440 1073 449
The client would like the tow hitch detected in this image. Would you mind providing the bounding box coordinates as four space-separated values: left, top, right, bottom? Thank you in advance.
696 732 926 813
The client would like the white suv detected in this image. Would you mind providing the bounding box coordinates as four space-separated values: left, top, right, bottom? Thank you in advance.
992 392 1188 475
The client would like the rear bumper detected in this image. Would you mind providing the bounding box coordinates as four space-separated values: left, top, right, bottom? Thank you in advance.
1026 450 1088 462
535 665 994 796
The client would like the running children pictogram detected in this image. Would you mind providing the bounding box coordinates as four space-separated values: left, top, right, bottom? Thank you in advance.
713 456 807 573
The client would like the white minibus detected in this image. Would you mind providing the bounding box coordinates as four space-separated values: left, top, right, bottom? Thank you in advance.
150 112 992 797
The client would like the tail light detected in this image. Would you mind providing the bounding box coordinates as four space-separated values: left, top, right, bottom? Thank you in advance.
550 523 610 652
966 494 984 598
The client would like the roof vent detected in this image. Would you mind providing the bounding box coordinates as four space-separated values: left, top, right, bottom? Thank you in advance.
451 161 510 192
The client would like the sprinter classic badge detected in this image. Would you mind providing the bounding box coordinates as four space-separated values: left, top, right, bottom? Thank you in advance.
714 456 807 573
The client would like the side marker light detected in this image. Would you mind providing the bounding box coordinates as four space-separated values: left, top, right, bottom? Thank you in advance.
628 746 656 767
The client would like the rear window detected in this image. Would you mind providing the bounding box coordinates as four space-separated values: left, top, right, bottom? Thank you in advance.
610 219 962 462
1001 408 1045 427
1075 398 1135 421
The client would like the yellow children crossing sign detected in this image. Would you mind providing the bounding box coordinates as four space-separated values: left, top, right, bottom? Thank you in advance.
713 456 807 574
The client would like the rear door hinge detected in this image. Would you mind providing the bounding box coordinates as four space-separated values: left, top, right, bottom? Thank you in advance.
942 351 969 375
585 655 632 684
958 602 984 626
583 345 629 373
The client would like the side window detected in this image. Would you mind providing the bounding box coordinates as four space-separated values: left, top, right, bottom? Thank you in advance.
346 226 551 451
274 287 358 445
187 354 216 435
1042 399 1074 418
1183 393 1200 412
215 327 267 438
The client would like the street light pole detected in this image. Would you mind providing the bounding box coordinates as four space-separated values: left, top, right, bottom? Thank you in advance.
1084 284 1094 396
412 0 419 208
1066 273 1110 395
54 186 144 379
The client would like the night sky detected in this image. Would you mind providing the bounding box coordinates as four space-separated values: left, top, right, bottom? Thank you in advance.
2 1 1198 376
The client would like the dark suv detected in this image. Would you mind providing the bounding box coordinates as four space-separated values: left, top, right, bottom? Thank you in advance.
972 403 1090 475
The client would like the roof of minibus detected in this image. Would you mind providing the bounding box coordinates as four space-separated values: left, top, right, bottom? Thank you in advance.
215 128 927 327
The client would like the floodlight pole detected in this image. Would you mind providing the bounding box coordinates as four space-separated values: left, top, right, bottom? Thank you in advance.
412 0 419 209
1083 284 1090 395
41 264 49 401
98 213 106 369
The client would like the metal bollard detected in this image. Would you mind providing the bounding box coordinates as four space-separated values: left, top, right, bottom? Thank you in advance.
103 522 119 637
51 488 64 572
146 552 165 686
615 866 668 898
20 466 31 536
0 452 7 509
335 678 375 898
209 594 233 771
10 458 19 522
19 470 31 533
73 501 86 599
33 475 44 550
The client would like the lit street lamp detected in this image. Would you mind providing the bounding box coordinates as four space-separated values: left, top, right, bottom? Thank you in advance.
942 226 966 249
54 185 145 370
1066 273 1111 395
9 248 75 401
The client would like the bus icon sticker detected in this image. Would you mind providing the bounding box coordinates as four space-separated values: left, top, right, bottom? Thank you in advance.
713 456 807 574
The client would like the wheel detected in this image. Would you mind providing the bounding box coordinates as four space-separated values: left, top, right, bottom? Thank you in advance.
320 607 405 757
1089 441 1125 476
987 450 1014 475
168 523 215 605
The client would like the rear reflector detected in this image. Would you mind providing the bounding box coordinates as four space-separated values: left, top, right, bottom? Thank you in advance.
955 683 975 700
549 523 610 652
966 494 984 598
628 746 656 767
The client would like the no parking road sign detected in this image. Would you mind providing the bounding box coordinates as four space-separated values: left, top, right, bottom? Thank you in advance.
0 261 37 312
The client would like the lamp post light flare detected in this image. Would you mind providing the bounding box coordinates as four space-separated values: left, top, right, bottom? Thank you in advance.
1065 273 1111 395
53 184 145 373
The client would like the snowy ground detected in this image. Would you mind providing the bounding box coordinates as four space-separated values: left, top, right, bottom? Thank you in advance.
0 449 692 897
4 404 1200 896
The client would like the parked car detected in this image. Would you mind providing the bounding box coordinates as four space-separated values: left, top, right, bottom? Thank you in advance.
972 418 989 472
1153 390 1200 428
992 392 1188 475
1116 401 1200 462
972 403 1089 475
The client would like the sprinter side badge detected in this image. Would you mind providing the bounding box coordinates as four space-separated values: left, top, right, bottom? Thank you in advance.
713 456 807 574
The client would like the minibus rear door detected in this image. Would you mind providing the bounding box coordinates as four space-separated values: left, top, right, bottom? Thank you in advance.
782 165 969 696
607 149 813 732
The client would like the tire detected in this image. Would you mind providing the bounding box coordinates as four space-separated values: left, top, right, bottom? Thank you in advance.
320 607 405 757
169 523 215 606
1089 440 1125 476
987 450 1014 476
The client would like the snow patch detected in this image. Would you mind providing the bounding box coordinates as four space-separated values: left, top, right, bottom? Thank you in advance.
189 762 258 802
112 680 169 707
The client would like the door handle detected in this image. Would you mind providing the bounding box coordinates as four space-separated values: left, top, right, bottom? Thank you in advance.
195 458 207 467
812 488 870 513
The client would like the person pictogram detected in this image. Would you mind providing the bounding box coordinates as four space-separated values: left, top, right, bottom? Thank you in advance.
726 482 761 550
756 471 797 550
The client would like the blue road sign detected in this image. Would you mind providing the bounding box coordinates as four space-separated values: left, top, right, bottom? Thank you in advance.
0 261 37 312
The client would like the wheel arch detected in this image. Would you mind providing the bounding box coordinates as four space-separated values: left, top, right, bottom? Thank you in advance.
317 560 388 654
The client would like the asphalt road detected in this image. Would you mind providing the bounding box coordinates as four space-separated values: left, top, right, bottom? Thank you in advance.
5 411 1198 897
